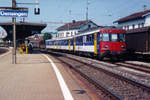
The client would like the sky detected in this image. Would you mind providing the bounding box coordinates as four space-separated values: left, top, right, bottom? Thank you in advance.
0 0 150 33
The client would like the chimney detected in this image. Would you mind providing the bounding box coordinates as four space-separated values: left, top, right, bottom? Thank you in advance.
72 20 76 23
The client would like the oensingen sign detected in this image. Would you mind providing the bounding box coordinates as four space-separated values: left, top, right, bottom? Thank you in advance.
0 8 28 18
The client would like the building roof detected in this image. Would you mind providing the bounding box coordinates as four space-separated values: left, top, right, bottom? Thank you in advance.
56 20 96 31
0 22 46 26
0 22 46 41
27 35 43 41
114 9 150 23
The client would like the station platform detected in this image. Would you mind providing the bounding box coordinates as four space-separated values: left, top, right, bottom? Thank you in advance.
0 50 94 100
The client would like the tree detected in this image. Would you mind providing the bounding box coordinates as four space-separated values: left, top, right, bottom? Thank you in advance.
43 32 52 40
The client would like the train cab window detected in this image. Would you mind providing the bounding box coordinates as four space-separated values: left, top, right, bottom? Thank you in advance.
103 33 109 41
111 34 118 42
119 34 125 42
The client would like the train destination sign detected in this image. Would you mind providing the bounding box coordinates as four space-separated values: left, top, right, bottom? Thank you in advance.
0 7 28 18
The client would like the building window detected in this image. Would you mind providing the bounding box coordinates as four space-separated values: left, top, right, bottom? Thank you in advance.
60 33 64 37
74 32 77 35
141 23 144 27
126 25 129 30
123 26 126 30
88 24 91 28
138 23 140 28
132 24 135 29
71 32 73 36
66 32 69 37
123 26 125 30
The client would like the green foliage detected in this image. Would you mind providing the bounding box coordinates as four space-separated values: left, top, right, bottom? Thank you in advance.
43 33 52 40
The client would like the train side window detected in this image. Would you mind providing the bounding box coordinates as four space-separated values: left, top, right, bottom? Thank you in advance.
100 34 103 41
83 36 86 43
80 37 83 44
90 35 93 41
87 35 89 42
88 35 92 42
92 34 94 41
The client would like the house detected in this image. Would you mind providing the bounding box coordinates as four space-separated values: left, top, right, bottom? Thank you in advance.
49 32 57 38
114 10 150 52
114 9 150 30
26 34 44 48
56 20 98 38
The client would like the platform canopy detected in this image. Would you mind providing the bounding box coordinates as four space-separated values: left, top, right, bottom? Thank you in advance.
0 22 46 41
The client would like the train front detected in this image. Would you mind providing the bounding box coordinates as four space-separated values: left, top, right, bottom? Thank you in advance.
99 28 126 59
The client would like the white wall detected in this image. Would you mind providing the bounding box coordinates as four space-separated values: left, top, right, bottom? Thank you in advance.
145 15 150 26
57 21 98 38
58 29 78 38
118 19 145 30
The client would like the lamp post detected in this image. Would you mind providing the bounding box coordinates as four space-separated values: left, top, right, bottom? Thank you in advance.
11 0 39 64
12 0 16 64
86 0 90 21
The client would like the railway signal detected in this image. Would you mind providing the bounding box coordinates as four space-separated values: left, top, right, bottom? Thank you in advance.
34 0 40 15
34 8 40 15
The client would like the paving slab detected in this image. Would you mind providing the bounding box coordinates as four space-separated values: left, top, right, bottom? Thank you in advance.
0 51 93 100
0 52 64 100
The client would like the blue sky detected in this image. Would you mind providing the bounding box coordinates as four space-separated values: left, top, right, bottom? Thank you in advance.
0 0 150 32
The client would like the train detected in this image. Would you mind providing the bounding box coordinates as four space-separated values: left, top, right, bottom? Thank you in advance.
45 27 127 60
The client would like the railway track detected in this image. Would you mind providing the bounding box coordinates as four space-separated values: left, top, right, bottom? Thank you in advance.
113 62 150 74
44 51 150 100
0 47 8 55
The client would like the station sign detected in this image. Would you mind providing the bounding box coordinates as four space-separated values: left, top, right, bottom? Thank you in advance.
0 7 28 18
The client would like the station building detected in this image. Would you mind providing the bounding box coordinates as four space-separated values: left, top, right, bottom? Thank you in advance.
56 20 98 38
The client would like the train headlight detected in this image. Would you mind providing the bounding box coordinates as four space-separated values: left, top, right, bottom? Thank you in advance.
121 45 125 48
105 45 109 48
101 45 109 51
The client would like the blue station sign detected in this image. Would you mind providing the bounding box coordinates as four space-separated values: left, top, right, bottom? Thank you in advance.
0 7 28 18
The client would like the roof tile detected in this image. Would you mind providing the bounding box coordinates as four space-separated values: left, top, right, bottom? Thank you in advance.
114 9 150 23
57 20 89 31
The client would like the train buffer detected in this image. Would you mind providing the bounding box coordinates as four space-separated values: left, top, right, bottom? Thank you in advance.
0 51 94 100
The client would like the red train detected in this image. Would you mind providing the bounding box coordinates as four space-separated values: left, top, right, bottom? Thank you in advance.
99 28 126 59
44 27 127 60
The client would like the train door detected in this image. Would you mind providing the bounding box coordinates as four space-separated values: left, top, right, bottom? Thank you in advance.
73 38 76 52
56 41 58 49
148 32 150 51
69 40 71 51
53 41 55 49
97 32 100 54
94 32 98 55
